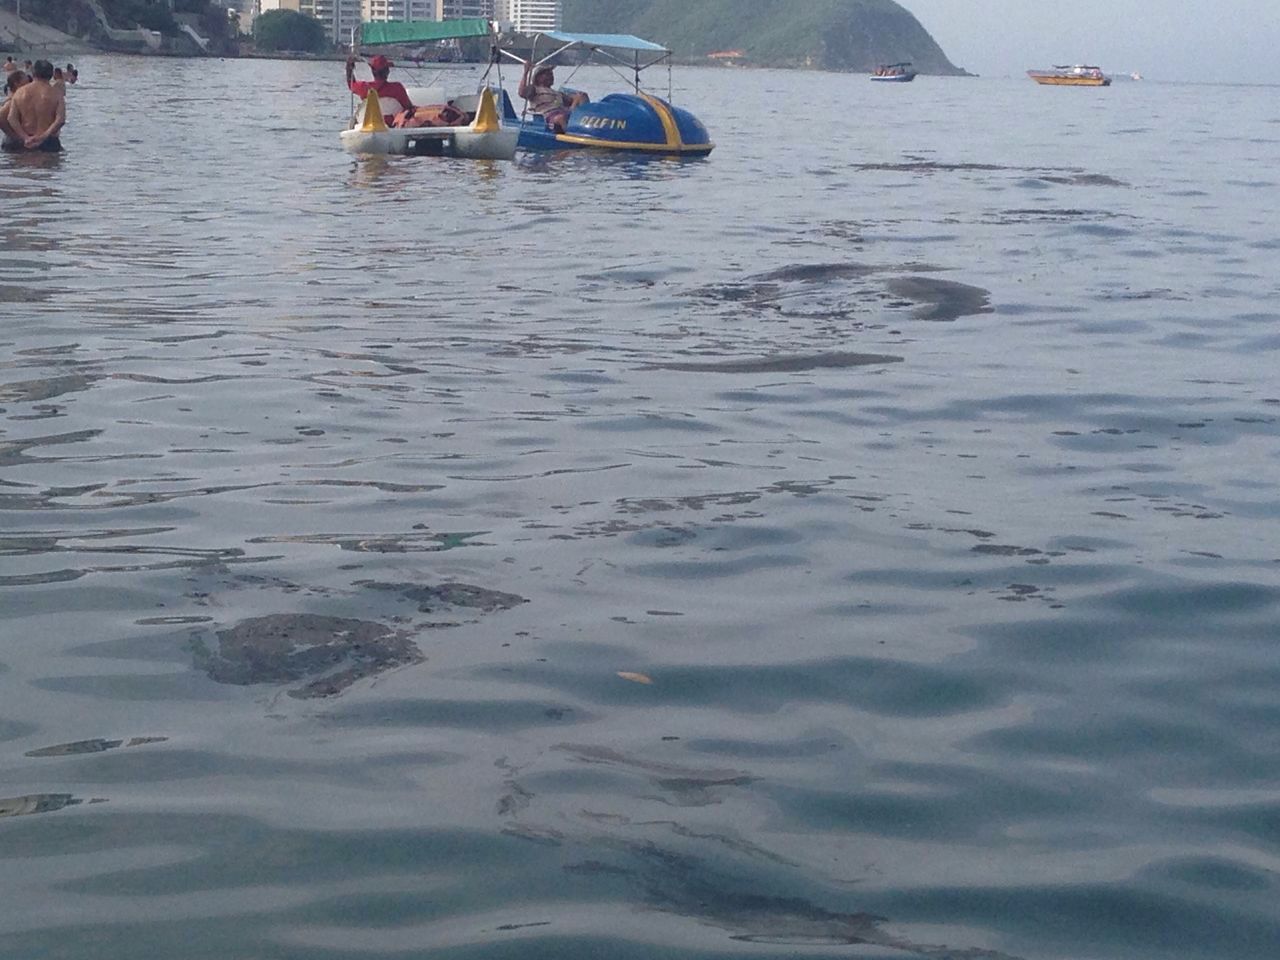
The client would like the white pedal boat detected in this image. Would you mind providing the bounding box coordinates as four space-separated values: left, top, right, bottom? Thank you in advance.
340 86 518 159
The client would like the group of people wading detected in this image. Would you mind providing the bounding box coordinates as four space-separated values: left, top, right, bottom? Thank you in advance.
1 57 74 153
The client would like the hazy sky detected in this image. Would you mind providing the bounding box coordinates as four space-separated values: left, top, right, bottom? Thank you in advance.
907 1 1280 83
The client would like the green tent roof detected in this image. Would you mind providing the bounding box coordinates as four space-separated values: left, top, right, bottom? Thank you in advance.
360 18 491 46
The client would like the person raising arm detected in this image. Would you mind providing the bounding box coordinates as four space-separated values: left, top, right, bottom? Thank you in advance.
518 63 588 133
345 54 413 126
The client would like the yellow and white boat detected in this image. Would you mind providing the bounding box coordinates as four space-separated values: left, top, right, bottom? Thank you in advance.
340 85 518 159
1027 65 1110 87
339 17 519 159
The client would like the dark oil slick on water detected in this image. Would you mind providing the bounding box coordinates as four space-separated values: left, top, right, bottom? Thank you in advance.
2 57 1280 960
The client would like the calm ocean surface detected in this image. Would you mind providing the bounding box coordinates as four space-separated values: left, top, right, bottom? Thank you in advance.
2 55 1279 959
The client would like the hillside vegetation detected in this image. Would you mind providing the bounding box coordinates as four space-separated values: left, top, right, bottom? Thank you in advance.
17 0 236 54
560 0 966 74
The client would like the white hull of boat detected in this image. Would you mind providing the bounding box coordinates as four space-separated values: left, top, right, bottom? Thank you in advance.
340 126 519 159
340 86 518 160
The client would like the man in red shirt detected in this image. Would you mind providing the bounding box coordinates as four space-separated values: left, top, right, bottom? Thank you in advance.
345 54 414 126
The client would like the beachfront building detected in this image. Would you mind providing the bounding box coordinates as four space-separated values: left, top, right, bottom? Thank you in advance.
273 0 361 45
361 0 437 21
497 0 559 32
254 0 498 42
437 1 495 17
359 1 494 23
254 0 360 45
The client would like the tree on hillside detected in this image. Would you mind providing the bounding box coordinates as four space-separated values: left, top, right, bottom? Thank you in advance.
253 9 327 53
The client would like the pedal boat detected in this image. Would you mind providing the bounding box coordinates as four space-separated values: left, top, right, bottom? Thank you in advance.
340 86 518 159
499 31 713 156
339 17 520 159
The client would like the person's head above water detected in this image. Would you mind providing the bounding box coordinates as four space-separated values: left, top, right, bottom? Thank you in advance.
5 70 26 94
32 60 54 81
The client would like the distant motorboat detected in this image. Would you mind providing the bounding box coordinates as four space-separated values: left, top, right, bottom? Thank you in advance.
1027 65 1110 86
872 61 916 82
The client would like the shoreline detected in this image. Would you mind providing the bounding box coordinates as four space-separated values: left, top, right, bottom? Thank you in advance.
2 45 976 76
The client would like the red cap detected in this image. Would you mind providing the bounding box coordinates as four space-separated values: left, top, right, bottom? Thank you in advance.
368 55 393 71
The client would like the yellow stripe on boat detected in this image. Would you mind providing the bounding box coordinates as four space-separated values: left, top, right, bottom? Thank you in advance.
638 93 682 149
552 133 713 153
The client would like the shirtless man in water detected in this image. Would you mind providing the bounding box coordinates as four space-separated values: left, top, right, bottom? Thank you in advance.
0 61 66 152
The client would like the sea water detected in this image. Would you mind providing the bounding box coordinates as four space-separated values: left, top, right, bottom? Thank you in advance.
1 57 1279 959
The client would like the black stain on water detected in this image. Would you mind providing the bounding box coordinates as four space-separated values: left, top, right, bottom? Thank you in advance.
693 260 992 326
191 614 424 699
1038 172 1128 187
851 161 1009 174
973 544 1043 557
25 738 122 757
25 736 168 758
356 580 528 614
0 374 100 404
0 793 88 818
884 277 993 322
754 262 887 283
571 839 1024 958
650 352 903 373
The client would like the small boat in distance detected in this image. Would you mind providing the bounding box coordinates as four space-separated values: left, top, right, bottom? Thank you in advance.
1027 65 1110 86
871 62 916 82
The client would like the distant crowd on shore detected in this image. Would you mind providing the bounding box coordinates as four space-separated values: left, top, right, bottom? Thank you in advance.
1 57 74 152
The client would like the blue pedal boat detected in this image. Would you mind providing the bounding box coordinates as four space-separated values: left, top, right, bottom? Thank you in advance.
500 31 714 156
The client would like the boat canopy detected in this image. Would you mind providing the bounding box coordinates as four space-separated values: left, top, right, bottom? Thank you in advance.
540 32 668 54
360 17 492 46
499 29 673 90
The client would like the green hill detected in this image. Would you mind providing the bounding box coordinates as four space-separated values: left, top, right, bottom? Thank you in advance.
560 0 967 74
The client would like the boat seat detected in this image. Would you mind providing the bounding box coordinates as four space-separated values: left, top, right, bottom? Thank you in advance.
353 95 407 126
449 93 482 114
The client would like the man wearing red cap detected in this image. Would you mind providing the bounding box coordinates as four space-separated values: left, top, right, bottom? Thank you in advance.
345 54 414 125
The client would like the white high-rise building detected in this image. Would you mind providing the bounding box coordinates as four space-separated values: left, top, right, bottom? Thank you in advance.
500 0 559 32
295 0 362 45
362 0 437 21
437 0 495 18
358 0 493 24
